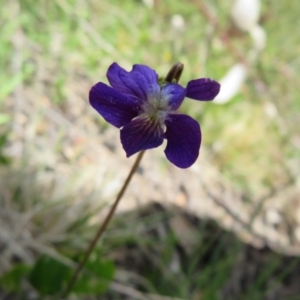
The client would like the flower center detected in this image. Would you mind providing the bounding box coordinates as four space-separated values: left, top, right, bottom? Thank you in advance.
142 90 170 125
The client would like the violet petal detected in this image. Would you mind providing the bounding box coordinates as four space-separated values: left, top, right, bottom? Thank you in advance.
107 63 160 101
164 114 201 168
89 82 142 128
120 117 164 157
186 78 220 101
161 83 186 110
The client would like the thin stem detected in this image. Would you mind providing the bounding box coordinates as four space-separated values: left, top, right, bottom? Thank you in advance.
62 150 146 298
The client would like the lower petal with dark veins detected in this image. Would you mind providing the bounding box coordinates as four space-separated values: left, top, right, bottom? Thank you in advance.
120 116 164 157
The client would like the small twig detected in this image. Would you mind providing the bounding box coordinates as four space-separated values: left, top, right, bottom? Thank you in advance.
249 177 295 227
62 150 145 298
202 182 265 243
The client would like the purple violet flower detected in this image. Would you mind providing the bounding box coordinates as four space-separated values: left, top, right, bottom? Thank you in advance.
89 63 220 168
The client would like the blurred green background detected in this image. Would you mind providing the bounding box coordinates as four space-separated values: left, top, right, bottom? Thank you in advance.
1 0 300 299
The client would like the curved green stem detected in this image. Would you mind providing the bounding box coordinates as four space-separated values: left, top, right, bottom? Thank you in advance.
62 150 146 298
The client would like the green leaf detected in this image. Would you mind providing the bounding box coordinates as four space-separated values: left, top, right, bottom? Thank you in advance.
0 132 10 165
0 264 31 292
0 63 34 103
72 275 108 295
86 255 115 280
72 255 115 296
28 255 72 296
0 114 10 125
0 133 8 148
0 73 23 102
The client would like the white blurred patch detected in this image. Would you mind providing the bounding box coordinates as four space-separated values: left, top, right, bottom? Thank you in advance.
231 0 266 54
142 0 154 8
215 0 266 104
171 14 185 32
213 63 247 104
250 24 267 52
263 101 278 118
265 208 282 226
231 0 261 32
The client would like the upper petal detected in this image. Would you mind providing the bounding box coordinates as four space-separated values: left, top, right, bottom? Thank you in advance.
107 63 160 101
89 82 142 128
186 78 220 101
120 116 164 157
164 114 201 168
161 83 186 110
